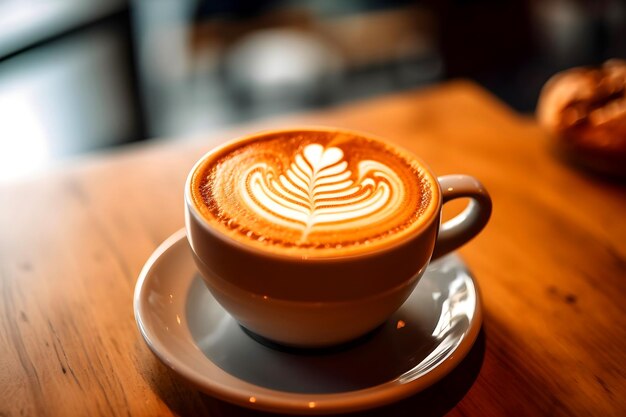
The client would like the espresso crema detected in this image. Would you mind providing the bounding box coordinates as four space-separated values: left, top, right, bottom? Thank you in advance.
190 130 436 256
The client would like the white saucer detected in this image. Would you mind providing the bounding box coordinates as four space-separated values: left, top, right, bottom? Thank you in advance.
134 229 482 415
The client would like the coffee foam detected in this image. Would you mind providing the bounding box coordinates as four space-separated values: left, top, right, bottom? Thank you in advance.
191 130 435 256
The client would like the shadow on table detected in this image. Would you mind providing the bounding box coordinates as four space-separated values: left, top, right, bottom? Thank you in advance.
146 328 486 417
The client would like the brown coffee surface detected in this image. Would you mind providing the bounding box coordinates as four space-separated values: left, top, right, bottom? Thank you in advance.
190 130 436 256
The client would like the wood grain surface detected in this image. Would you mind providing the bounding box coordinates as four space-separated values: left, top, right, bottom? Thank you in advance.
1 81 625 417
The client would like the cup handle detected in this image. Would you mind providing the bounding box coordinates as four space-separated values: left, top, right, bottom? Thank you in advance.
431 175 492 260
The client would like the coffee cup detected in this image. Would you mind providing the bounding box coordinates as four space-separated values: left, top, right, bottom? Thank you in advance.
185 127 491 348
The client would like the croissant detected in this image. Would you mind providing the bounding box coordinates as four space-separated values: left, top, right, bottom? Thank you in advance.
537 60 626 178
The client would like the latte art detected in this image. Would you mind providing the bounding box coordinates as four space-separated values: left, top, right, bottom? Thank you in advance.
242 144 405 241
192 130 434 256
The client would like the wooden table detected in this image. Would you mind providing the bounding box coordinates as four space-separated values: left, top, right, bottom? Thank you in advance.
1 81 625 417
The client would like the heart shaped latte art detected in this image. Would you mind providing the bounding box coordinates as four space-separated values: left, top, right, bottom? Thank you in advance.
239 143 405 242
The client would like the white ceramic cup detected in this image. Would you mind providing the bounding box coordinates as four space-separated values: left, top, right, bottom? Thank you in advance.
185 128 491 348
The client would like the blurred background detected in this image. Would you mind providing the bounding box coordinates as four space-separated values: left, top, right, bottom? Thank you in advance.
0 0 624 182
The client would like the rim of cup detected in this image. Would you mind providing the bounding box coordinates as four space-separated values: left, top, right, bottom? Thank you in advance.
185 126 443 263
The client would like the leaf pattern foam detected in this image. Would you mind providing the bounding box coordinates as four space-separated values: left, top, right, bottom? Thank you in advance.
239 144 405 242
